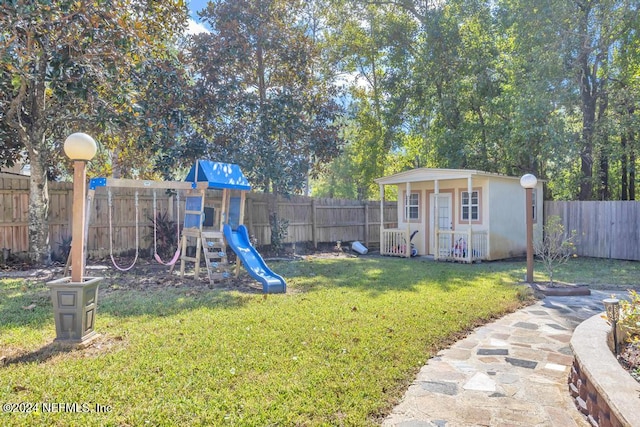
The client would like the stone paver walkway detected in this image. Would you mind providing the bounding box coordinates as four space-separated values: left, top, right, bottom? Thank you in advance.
383 290 627 427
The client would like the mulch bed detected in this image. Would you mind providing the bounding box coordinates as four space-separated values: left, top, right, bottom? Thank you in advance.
0 246 359 295
618 340 640 384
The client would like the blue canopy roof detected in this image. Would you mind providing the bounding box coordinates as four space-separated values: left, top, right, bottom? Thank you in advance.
186 160 251 191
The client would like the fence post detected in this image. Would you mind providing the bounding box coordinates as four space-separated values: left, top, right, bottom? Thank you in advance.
246 196 254 234
364 202 369 247
312 198 318 249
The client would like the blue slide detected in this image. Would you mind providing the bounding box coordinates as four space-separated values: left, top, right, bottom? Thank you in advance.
223 224 286 294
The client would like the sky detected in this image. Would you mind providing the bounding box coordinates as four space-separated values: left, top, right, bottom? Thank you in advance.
187 0 209 34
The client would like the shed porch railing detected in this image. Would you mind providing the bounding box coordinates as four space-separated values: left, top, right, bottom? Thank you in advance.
380 228 412 257
381 228 488 261
436 230 488 262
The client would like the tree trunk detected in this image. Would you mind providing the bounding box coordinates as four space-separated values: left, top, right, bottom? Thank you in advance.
268 188 279 237
578 79 596 200
268 187 287 254
576 2 598 201
598 149 609 200
27 143 52 265
628 109 636 201
112 146 122 179
597 92 609 200
15 56 52 265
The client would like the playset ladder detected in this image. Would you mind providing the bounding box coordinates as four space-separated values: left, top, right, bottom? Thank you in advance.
178 228 202 279
178 190 230 286
179 191 206 281
200 231 230 285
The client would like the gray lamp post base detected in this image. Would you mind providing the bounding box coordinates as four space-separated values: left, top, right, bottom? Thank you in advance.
47 276 103 346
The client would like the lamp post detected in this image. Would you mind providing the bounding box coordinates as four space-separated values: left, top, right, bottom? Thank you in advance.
47 133 103 346
64 133 97 282
603 298 621 355
520 174 537 283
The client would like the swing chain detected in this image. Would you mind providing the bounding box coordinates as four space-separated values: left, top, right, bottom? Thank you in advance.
108 188 140 271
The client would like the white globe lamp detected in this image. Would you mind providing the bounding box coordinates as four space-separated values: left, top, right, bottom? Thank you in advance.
64 132 97 161
520 173 538 189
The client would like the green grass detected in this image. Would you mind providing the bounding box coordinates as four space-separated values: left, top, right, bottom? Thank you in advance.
0 256 632 426
543 257 640 288
495 256 640 288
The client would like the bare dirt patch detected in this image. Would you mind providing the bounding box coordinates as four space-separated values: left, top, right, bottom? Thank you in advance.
529 280 591 296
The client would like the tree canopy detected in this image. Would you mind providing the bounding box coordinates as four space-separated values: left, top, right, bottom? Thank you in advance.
1 0 639 262
188 0 344 196
0 0 189 263
311 0 640 201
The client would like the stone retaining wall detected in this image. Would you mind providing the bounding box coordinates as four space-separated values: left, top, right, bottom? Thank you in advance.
569 359 622 427
569 314 640 427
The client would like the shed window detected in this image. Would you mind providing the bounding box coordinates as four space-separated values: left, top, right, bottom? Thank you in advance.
405 192 420 221
461 190 479 221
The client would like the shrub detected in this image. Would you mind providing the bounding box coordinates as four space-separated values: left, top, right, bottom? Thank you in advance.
54 234 72 263
619 290 640 382
620 289 640 340
534 215 578 285
146 211 180 258
269 213 289 256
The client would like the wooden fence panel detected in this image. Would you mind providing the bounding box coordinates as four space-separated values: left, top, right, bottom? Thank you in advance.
87 187 173 259
6 175 639 262
609 202 640 260
545 201 640 261
0 176 398 258
0 175 30 254
48 182 73 261
241 193 395 249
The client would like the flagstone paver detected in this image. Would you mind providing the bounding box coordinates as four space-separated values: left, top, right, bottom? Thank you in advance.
383 290 628 427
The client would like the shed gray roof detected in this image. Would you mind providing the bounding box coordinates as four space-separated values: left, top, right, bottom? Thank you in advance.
374 168 523 185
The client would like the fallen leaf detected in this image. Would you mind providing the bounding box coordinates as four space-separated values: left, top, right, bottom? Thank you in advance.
22 304 36 310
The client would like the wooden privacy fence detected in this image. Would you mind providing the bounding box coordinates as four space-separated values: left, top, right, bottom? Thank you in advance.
4 174 640 262
0 174 397 258
545 201 640 261
245 193 397 249
0 174 30 257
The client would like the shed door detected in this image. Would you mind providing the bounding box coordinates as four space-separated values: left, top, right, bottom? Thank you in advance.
429 193 452 256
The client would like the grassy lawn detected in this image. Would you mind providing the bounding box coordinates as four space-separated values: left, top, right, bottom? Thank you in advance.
0 256 633 426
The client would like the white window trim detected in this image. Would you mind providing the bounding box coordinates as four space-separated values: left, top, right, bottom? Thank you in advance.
404 191 420 222
460 189 481 223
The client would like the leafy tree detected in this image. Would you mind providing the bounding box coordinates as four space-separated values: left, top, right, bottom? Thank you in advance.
552 0 638 200
311 152 359 199
190 0 345 245
93 53 195 180
493 0 577 185
314 1 418 199
608 20 640 200
0 0 188 264
318 0 639 202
